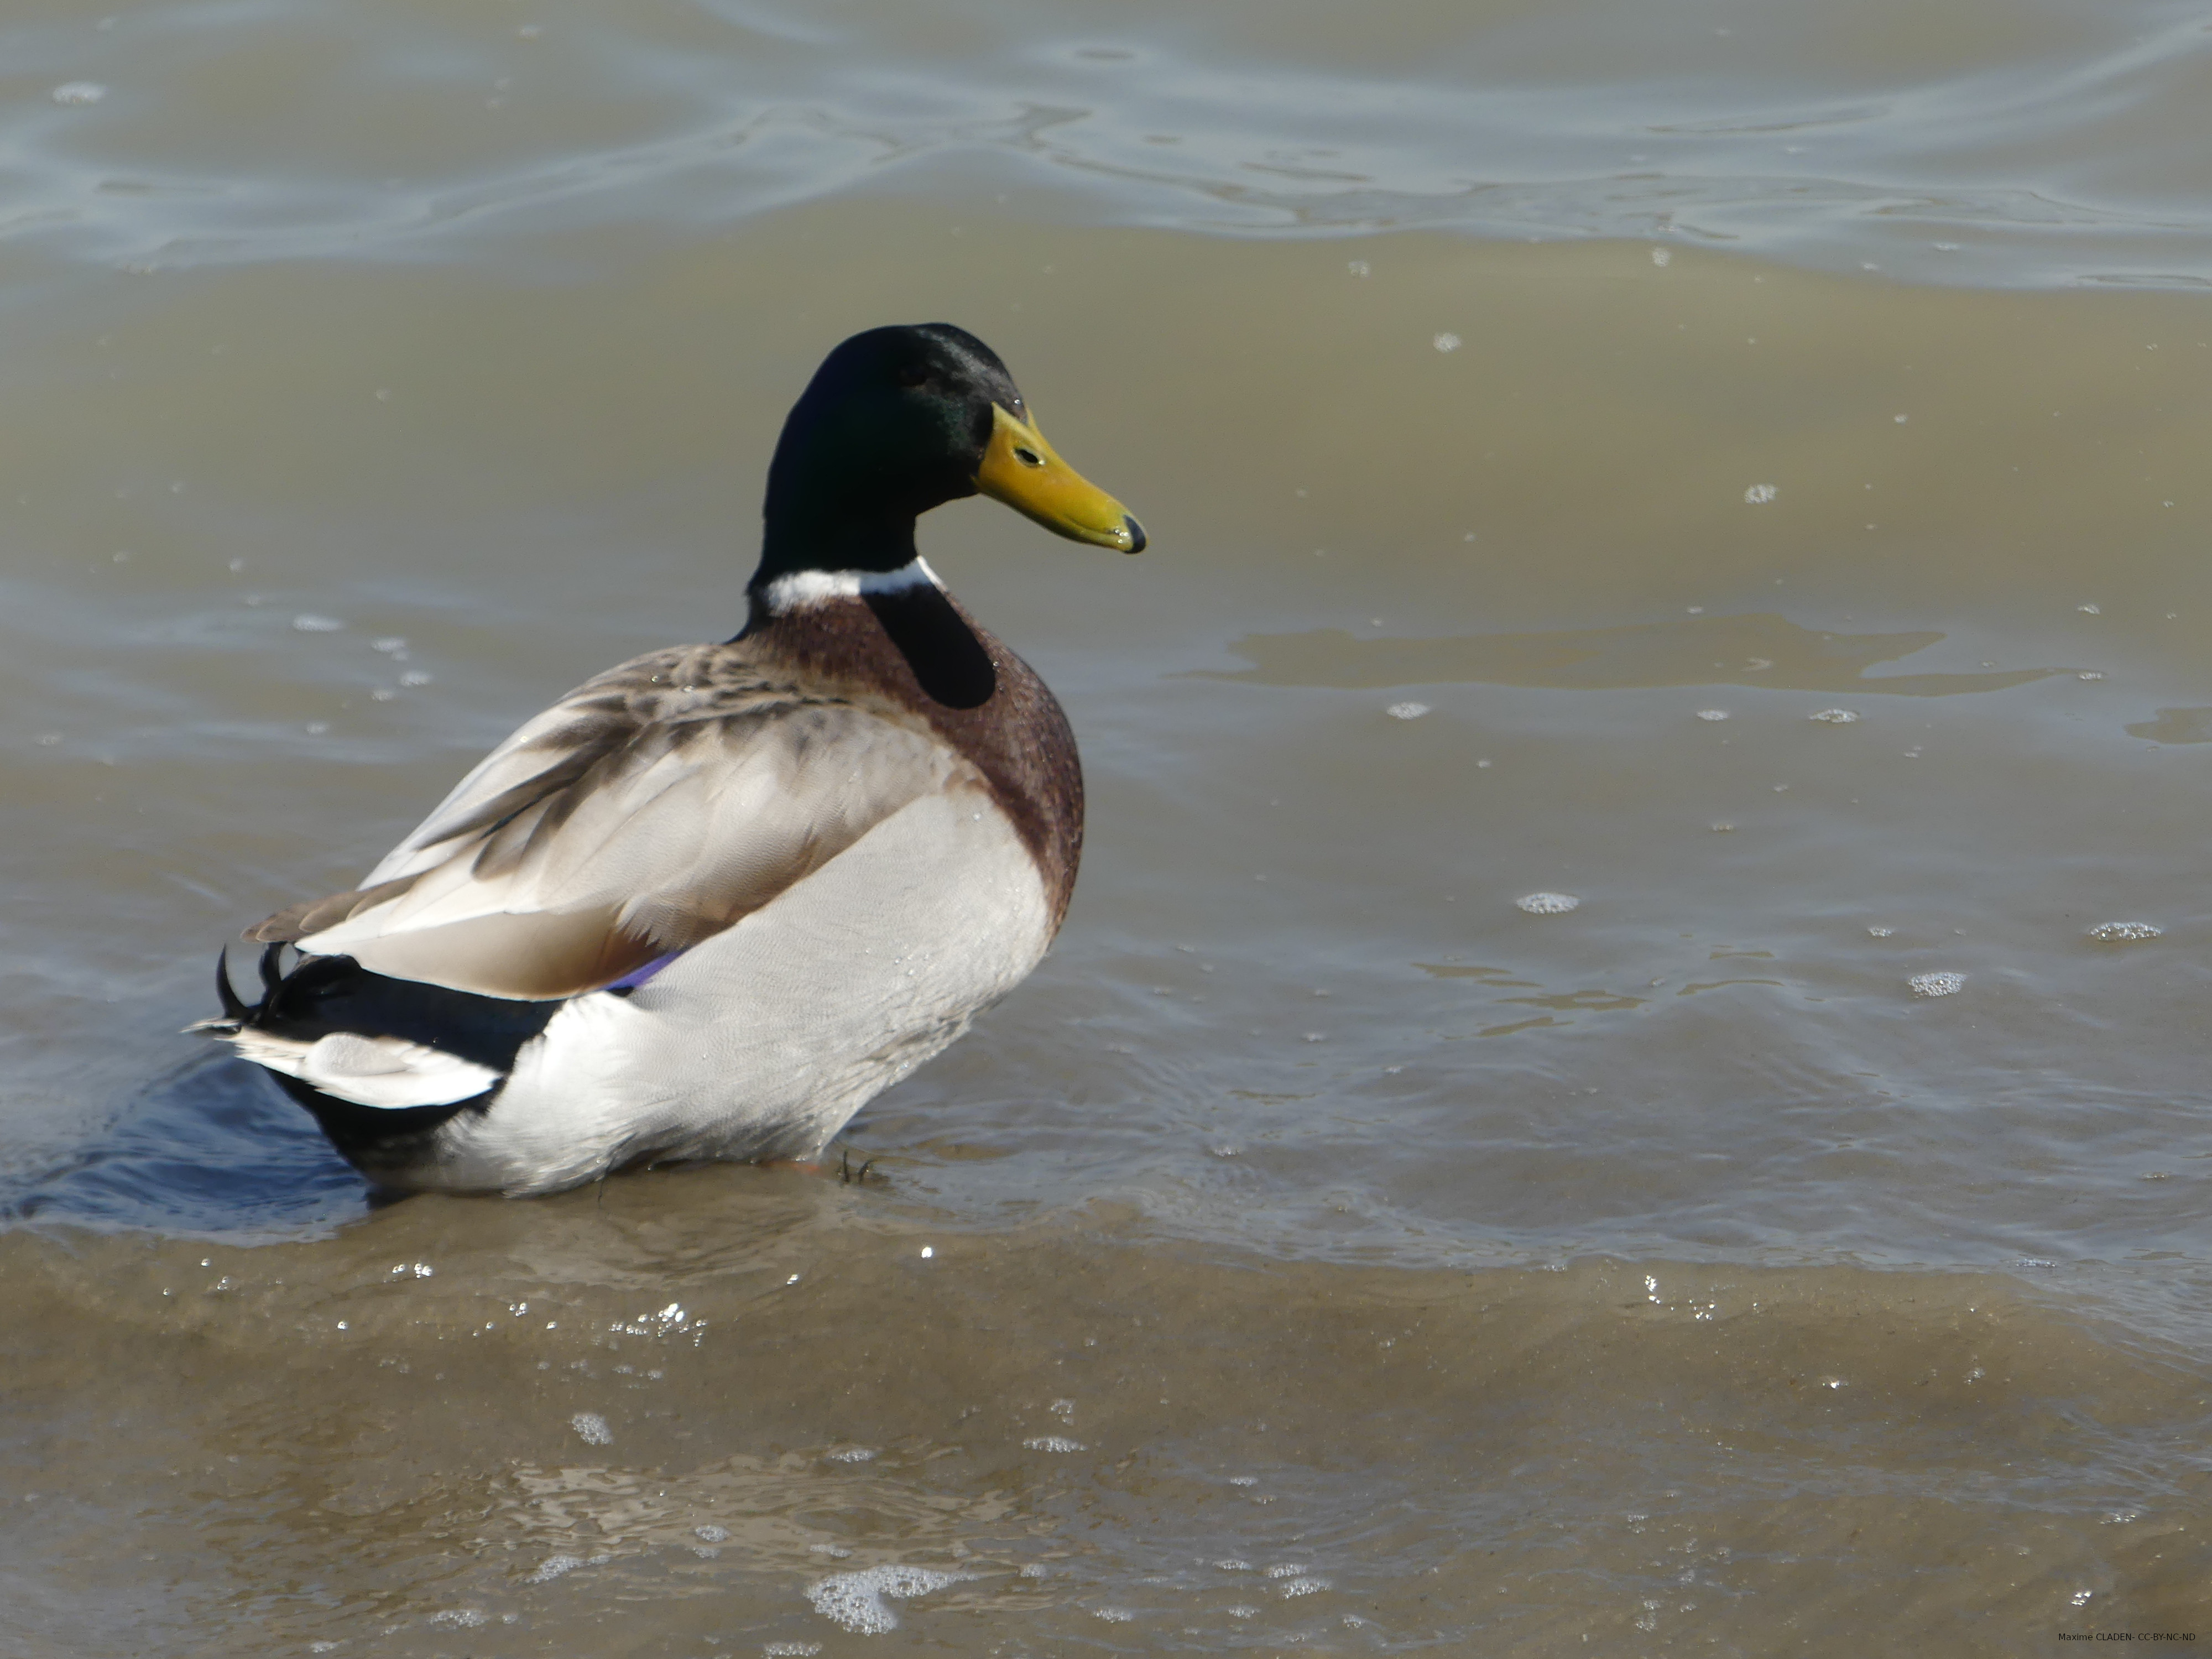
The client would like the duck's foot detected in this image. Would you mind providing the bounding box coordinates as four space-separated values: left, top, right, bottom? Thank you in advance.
838 1146 880 1186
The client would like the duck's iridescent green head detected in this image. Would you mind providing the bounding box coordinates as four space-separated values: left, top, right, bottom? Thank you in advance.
755 323 1143 582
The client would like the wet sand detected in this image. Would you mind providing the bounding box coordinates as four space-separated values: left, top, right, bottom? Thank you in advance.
8 1192 2210 1652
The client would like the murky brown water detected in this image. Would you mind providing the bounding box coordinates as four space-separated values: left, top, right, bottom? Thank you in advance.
6 0 2212 1652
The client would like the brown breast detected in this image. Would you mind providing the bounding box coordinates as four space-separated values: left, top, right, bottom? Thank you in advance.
740 587 1084 930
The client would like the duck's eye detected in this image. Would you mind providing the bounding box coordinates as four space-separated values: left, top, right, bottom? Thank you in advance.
1013 446 1044 468
895 363 930 389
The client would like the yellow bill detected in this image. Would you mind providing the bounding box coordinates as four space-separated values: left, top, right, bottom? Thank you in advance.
975 404 1146 553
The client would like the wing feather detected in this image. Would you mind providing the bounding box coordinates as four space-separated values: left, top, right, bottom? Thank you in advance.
248 645 964 999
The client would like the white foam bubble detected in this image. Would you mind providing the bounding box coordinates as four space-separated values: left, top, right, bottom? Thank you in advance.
1228 1605 1260 1619
1867 926 1893 938
1278 1577 1332 1597
527 1554 584 1583
429 1609 488 1629
1808 708 1859 723
1433 332 1462 352
1695 708 1729 722
695 1525 730 1543
806 1566 973 1635
291 613 346 632
51 82 107 105
1516 892 1579 915
1094 1608 1135 1622
1265 1563 1312 1578
2087 921 2162 942
1022 1436 1086 1452
1651 247 1671 267
570 1412 613 1446
1908 972 1964 997
1386 701 1431 720
764 1644 822 1657
1743 483 1777 504
824 1446 877 1463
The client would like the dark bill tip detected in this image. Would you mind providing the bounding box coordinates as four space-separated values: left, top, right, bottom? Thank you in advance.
1122 514 1147 555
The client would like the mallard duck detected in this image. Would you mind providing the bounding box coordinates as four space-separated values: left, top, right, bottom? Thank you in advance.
195 323 1144 1196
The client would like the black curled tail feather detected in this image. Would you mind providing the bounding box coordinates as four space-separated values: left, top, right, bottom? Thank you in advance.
212 941 288 1026
213 946 251 1025
192 942 277 1035
257 938 284 1000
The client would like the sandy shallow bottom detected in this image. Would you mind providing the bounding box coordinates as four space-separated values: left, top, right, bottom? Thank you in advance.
8 1170 2210 1655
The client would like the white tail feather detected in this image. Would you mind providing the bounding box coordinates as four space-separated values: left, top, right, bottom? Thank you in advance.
227 1029 500 1110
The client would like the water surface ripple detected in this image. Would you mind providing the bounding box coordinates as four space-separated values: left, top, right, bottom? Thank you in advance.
2 0 2211 284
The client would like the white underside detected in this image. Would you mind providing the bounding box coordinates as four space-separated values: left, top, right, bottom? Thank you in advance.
348 786 1052 1194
